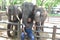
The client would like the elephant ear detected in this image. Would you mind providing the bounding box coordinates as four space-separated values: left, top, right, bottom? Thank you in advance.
8 5 14 15
8 5 17 15
34 7 45 22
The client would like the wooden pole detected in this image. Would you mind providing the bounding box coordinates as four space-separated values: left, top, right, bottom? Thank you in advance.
52 25 56 40
17 22 21 40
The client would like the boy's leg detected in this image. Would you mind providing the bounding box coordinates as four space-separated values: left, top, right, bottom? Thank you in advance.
29 33 35 40
21 32 25 40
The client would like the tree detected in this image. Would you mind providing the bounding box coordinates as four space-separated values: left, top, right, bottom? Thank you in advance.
9 0 24 5
36 0 60 13
2 0 6 10
0 0 2 5
36 0 60 8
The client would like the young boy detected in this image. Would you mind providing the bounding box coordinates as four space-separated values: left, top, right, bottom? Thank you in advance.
21 18 35 40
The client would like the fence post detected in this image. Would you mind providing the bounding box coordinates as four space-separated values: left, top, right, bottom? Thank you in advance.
52 25 56 40
17 22 21 40
0 13 2 20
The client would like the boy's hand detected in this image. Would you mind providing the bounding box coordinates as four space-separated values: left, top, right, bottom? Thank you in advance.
32 25 36 31
24 32 27 35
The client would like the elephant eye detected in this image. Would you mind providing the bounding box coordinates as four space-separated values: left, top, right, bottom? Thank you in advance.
36 11 40 16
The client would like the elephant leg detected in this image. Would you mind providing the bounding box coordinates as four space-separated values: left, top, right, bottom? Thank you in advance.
35 22 41 40
41 21 44 31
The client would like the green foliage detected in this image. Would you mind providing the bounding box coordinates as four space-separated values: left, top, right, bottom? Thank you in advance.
48 13 60 16
36 0 60 8
20 0 24 4
36 0 41 6
9 0 24 5
12 0 32 5
0 0 2 5
25 0 32 2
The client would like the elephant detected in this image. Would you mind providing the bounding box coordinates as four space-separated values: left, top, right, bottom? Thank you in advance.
7 5 22 38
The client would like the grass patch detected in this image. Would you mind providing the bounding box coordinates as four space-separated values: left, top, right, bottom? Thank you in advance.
48 13 60 16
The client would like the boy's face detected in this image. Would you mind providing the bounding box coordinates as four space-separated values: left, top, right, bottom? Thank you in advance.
27 18 31 23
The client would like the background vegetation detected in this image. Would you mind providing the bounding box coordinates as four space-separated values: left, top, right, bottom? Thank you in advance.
0 0 60 16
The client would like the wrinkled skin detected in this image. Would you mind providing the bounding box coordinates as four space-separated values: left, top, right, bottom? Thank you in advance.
34 6 47 40
7 2 47 39
7 5 22 38
7 5 22 22
21 2 47 32
21 2 47 40
21 2 35 25
34 6 47 31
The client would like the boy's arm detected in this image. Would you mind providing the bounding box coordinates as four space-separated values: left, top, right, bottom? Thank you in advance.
32 20 36 31
20 23 27 35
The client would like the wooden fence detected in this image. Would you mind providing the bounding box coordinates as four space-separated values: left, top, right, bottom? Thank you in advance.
0 21 59 40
